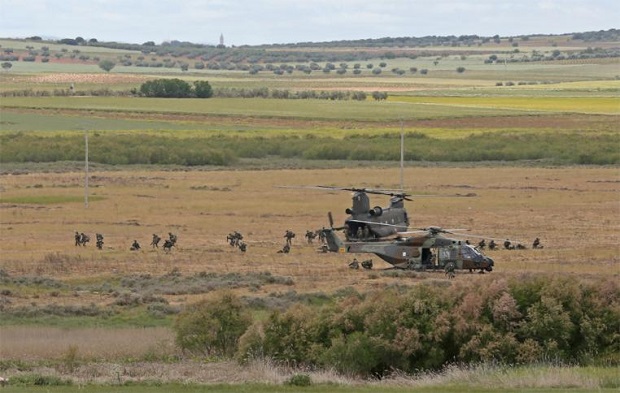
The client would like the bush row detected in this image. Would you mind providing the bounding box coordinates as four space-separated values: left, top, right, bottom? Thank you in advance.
1 131 618 166
0 86 378 101
174 276 620 376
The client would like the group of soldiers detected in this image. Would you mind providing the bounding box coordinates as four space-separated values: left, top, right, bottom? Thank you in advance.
226 231 247 252
132 232 179 251
476 237 544 251
73 231 178 251
74 232 91 247
147 232 178 251
304 229 327 244
349 258 373 270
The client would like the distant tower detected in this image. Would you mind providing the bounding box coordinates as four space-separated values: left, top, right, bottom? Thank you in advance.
219 33 225 47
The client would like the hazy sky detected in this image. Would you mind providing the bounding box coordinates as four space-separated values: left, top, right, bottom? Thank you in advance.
1 0 618 46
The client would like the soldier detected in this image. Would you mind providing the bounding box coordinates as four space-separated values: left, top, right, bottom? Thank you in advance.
362 226 370 240
168 232 178 246
478 239 486 250
349 258 359 269
80 233 90 246
278 243 291 254
445 262 456 279
238 241 247 252
533 237 543 249
96 233 104 250
305 230 316 244
130 240 141 251
163 239 174 251
503 239 514 250
488 240 497 250
75 231 81 246
516 243 527 250
284 230 295 246
356 227 363 240
151 234 161 248
361 259 373 270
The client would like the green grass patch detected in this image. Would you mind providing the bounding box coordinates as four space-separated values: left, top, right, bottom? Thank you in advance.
391 95 620 115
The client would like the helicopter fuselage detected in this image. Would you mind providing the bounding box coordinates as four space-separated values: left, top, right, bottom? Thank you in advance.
344 192 409 239
323 228 494 273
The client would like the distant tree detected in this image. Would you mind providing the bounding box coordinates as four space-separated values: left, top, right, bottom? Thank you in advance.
180 63 189 72
456 66 466 73
379 62 387 68
372 67 382 75
410 67 418 74
89 38 98 44
98 59 116 72
75 36 86 45
193 81 213 98
371 91 388 100
420 69 428 75
366 63 373 69
59 38 78 45
1 62 12 71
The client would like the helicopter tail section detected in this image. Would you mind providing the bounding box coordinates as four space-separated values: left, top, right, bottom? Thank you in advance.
321 228 345 253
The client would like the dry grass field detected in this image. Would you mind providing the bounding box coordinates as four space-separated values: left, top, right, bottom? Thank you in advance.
1 164 619 389
1 165 618 292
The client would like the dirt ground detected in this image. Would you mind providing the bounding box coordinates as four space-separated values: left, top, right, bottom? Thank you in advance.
1 166 618 302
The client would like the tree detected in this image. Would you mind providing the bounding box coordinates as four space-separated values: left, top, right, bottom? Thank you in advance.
456 66 466 73
1 62 12 71
98 60 116 72
193 81 213 98
140 78 193 98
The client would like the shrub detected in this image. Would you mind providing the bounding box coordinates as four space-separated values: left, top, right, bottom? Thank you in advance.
174 291 252 357
286 374 312 386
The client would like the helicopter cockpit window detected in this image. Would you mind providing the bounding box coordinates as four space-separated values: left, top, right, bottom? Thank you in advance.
461 244 480 260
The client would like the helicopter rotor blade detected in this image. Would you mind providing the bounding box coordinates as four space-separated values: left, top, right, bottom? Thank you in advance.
328 211 334 228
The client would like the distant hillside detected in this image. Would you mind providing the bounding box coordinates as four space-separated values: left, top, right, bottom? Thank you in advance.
3 29 618 69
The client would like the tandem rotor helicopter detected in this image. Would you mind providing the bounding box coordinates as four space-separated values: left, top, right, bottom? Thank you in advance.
321 213 495 274
308 185 412 239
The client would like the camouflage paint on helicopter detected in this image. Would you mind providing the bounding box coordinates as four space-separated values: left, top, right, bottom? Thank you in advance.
322 226 494 273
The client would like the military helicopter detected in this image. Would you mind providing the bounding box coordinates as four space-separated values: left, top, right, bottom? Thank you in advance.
292 185 412 239
321 214 494 274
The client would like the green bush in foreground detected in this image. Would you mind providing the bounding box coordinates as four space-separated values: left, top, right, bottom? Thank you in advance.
234 275 619 377
174 291 252 357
